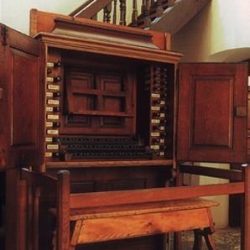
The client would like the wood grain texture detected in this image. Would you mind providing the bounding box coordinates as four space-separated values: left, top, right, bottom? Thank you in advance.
69 182 244 209
46 159 173 168
70 198 218 220
76 208 212 244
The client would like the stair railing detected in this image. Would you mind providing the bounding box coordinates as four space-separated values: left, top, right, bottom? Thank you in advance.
70 0 176 28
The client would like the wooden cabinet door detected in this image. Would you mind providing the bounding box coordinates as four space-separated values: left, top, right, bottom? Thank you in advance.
0 24 43 169
177 63 248 163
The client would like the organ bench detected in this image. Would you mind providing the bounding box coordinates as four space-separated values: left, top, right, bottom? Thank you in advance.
21 168 219 250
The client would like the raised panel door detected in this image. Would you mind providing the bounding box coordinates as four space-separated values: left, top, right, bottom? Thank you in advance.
177 63 248 163
0 24 42 169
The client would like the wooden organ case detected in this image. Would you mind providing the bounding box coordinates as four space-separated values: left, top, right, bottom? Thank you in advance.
0 9 249 250
29 10 180 250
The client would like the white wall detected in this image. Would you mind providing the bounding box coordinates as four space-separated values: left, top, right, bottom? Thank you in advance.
0 0 86 34
173 0 250 62
0 0 2 21
209 0 250 57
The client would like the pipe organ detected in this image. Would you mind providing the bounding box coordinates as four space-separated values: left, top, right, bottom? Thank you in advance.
27 11 180 249
31 13 180 169
0 8 248 250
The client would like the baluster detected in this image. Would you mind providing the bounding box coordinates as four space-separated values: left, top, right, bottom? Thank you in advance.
162 0 169 8
119 0 126 25
156 0 164 17
131 0 138 27
141 0 151 28
146 0 151 10
92 14 97 20
103 2 112 23
141 0 146 14
150 0 155 14
113 0 117 24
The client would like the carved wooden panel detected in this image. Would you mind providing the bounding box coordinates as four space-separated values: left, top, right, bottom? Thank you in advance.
67 72 96 113
177 63 248 163
62 66 136 135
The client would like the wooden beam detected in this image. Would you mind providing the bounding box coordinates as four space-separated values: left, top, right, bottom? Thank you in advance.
180 164 243 181
46 159 173 169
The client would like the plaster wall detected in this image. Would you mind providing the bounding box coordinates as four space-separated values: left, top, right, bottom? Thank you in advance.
173 0 250 62
0 0 2 21
0 0 85 34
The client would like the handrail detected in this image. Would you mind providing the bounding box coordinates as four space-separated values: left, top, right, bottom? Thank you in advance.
70 0 113 19
69 0 177 28
69 0 95 16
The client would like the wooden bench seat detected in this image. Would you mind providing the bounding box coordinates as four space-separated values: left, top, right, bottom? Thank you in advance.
68 198 218 246
21 168 219 250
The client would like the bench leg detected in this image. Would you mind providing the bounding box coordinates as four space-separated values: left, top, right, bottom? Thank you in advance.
193 229 203 250
173 232 182 250
52 230 75 250
193 227 216 250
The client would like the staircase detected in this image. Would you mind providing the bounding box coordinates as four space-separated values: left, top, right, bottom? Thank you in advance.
69 0 211 34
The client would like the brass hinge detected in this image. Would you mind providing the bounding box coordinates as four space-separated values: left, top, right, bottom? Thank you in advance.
1 25 8 46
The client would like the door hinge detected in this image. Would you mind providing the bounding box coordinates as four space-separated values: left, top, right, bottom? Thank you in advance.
1 25 8 46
